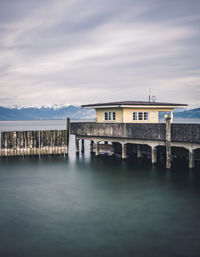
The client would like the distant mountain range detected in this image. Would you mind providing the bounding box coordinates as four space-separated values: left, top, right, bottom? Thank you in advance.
0 105 95 120
174 108 200 119
0 105 199 120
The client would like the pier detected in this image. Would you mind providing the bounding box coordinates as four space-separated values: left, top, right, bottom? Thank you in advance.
70 120 200 169
1 117 200 169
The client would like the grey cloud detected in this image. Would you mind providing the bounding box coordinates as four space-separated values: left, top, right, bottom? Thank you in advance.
0 0 200 107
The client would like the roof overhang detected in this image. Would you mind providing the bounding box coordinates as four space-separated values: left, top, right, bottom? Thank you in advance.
82 104 187 109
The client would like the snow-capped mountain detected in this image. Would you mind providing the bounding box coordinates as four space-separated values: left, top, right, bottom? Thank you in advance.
7 103 80 110
0 105 95 120
0 105 199 121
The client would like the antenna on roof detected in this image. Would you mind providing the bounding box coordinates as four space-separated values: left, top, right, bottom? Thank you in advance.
152 95 156 102
149 88 157 102
149 88 151 102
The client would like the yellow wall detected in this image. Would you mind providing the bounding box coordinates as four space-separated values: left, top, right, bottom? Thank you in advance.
123 108 159 123
96 108 123 122
96 107 173 123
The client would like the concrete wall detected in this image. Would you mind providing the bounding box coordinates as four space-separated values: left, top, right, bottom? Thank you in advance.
70 122 200 144
171 124 200 143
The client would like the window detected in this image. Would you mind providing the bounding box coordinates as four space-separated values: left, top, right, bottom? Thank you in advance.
104 112 108 120
144 112 148 120
138 112 143 120
133 112 149 121
104 112 116 121
133 112 138 120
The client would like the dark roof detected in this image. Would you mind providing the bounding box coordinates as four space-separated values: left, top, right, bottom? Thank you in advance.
81 101 187 108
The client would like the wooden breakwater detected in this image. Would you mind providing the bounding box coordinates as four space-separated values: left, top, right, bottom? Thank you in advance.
0 119 70 158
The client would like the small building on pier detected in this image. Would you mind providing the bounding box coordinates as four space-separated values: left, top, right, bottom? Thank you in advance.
71 100 200 169
82 101 187 123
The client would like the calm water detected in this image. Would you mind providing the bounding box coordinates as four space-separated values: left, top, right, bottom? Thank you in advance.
0 120 200 257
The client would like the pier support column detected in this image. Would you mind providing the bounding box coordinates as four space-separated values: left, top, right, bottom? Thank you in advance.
75 136 79 153
137 145 142 158
95 142 100 156
189 149 195 169
166 118 171 169
151 146 157 164
81 139 84 153
121 143 127 159
90 140 94 152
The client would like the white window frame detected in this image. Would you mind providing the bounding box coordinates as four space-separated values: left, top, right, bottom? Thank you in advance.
133 112 138 120
104 112 116 121
133 112 149 121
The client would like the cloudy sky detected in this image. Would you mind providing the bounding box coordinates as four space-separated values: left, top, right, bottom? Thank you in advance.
0 0 200 108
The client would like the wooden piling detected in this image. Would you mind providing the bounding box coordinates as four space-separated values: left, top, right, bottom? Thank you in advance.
65 118 70 155
5 133 8 157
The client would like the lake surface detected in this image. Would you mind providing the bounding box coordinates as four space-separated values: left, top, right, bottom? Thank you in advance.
0 120 200 257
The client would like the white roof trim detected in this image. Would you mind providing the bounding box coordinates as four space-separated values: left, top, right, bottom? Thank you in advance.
120 105 180 108
84 105 121 109
84 105 185 109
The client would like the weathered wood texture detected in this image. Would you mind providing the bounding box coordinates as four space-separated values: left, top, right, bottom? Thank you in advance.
0 130 69 157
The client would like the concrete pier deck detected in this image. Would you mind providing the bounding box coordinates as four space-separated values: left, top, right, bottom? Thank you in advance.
70 121 200 169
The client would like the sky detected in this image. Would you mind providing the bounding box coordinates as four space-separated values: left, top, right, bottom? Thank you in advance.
0 0 200 108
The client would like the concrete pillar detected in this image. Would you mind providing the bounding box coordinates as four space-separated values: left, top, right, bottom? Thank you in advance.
137 145 142 158
75 136 79 153
81 139 84 153
189 149 195 169
121 143 127 159
151 146 157 164
90 140 94 152
95 142 99 156
166 118 171 169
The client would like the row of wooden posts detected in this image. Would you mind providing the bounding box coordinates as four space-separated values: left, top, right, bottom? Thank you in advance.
0 118 70 157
